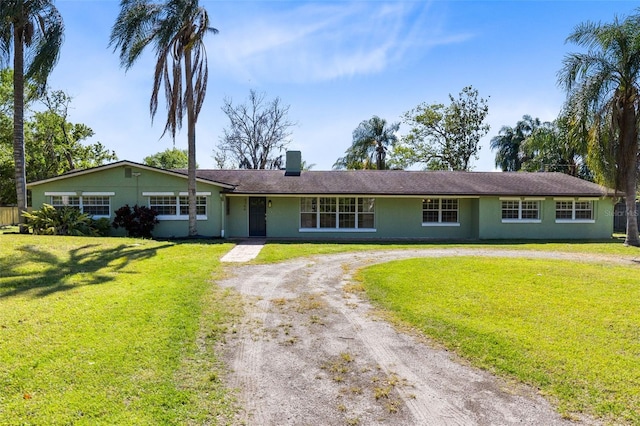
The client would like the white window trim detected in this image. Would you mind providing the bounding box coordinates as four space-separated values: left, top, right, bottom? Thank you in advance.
553 199 595 223
49 194 111 219
298 196 376 231
81 195 112 219
45 191 77 196
148 195 208 221
178 191 212 196
555 219 596 224
299 228 377 233
82 192 115 196
500 198 542 223
421 198 460 226
143 191 174 196
158 215 208 221
422 222 461 227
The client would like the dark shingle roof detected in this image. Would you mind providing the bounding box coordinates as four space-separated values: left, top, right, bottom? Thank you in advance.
185 169 613 197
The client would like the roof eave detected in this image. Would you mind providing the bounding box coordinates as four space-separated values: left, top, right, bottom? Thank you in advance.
27 160 236 189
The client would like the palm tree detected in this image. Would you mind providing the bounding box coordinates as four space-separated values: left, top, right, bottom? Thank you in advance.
558 12 640 246
110 0 217 236
334 116 400 170
490 115 540 171
0 0 64 232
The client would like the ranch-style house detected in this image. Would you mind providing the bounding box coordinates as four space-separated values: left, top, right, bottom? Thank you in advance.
27 151 616 240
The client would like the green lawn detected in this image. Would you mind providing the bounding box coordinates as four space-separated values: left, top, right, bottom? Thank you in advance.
358 257 640 424
0 235 239 425
256 239 640 263
2 235 640 424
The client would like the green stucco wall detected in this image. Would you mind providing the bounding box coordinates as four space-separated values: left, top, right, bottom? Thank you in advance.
224 196 248 237
30 167 615 241
225 195 613 241
225 196 478 240
29 164 225 238
477 197 614 240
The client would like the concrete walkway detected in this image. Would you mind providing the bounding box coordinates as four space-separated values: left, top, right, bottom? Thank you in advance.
220 239 266 262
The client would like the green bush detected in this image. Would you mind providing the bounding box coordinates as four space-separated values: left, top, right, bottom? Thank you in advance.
91 217 113 237
22 204 107 236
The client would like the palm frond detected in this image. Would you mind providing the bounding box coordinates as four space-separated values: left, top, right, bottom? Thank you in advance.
109 0 161 69
0 0 64 90
25 5 64 92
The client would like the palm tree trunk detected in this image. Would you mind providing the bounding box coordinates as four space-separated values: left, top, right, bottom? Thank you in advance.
624 171 639 246
184 48 197 237
376 144 384 170
13 24 28 233
621 102 639 246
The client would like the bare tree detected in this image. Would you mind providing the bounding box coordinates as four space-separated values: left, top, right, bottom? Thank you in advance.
217 90 294 169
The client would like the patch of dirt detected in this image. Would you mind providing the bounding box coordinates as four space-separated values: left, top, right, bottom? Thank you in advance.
216 249 618 425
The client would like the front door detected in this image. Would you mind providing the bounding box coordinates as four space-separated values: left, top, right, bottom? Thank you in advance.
248 197 267 237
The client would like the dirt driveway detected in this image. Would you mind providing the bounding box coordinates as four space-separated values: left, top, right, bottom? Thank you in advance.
217 248 608 426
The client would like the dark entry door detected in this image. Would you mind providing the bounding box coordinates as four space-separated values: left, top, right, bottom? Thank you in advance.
249 197 267 237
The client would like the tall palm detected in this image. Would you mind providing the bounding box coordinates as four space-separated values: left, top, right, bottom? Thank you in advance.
490 115 540 171
334 116 400 170
110 0 217 236
559 12 640 246
0 0 64 232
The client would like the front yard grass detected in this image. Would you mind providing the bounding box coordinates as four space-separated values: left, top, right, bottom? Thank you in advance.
2 235 640 424
256 239 640 263
357 256 640 424
0 235 238 425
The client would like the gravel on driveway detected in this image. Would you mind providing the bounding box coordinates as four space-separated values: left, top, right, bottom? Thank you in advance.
216 248 610 426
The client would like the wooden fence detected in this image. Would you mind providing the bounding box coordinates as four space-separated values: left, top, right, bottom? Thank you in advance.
613 202 640 233
0 207 20 226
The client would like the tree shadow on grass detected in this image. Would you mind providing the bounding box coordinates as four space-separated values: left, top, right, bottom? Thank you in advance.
0 242 172 299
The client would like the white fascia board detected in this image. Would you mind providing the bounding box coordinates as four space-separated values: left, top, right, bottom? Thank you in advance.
142 192 174 196
82 192 115 196
44 191 77 196
178 192 212 196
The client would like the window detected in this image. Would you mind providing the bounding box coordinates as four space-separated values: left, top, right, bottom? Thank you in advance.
501 199 540 222
521 201 539 219
575 201 594 220
422 198 459 225
149 196 177 216
555 200 594 222
339 197 356 228
358 198 375 228
300 197 375 231
179 196 207 216
49 194 111 218
51 195 80 209
82 196 110 216
300 197 317 228
319 197 336 228
145 193 209 220
555 201 573 220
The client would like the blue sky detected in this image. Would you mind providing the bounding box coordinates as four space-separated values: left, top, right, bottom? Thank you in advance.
47 0 640 171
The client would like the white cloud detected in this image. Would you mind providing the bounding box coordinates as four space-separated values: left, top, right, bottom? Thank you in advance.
209 1 472 84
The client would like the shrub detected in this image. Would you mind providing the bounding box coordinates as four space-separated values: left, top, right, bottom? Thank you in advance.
91 217 113 237
23 204 99 236
112 205 159 238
